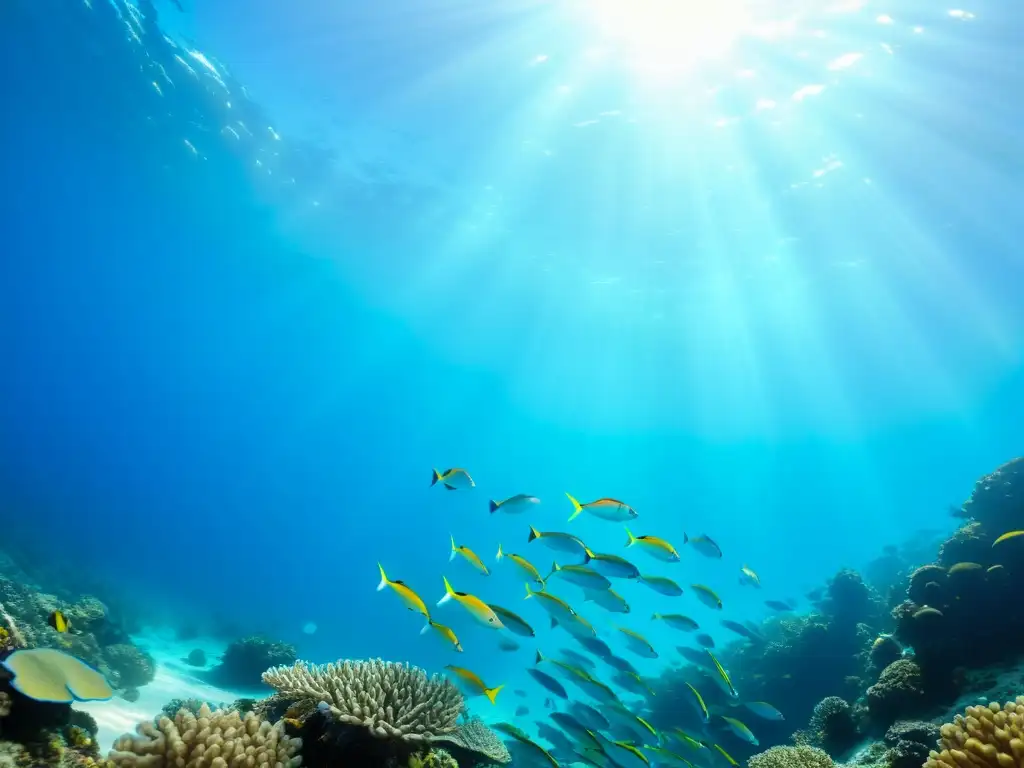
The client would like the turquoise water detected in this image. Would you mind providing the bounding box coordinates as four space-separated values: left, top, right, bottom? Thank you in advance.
1 0 1022 757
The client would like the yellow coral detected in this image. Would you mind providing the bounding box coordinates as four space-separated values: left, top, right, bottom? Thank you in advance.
925 697 1024 768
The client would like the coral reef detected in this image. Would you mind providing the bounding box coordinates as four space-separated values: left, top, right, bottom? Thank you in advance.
103 644 155 689
957 457 1024 533
262 660 463 742
206 636 296 688
748 745 835 768
430 716 510 765
925 697 1024 768
866 659 927 729
885 720 940 768
184 649 206 667
808 696 859 755
108 702 302 768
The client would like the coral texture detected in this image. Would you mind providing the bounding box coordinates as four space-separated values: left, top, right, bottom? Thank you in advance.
104 643 156 688
430 716 511 765
925 697 1024 768
809 696 858 754
748 745 834 768
262 660 463 742
867 659 926 727
108 703 302 768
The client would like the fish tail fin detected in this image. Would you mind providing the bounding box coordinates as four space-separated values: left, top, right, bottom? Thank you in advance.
496 543 504 561
376 563 388 591
528 526 540 543
565 492 583 521
449 534 458 562
625 527 637 547
484 684 505 705
437 576 455 607
535 650 544 664
523 583 533 600
652 612 660 620
550 616 558 628
684 532 690 544
489 499 499 514
431 469 442 487
419 621 432 636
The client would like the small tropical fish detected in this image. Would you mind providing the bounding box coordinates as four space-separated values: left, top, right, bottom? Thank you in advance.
612 671 652 696
706 650 738 698
948 562 983 575
652 613 699 632
993 530 1024 547
497 635 521 652
605 740 650 768
515 705 529 716
574 674 620 704
624 528 679 562
645 746 691 767
695 633 715 649
420 620 463 652
744 701 785 721
575 635 614 659
603 654 638 676
528 667 568 698
604 705 655 745
437 576 504 628
48 610 70 633
449 535 489 575
764 599 795 612
558 611 598 639
283 717 303 729
586 552 640 579
684 533 722 559
537 722 576 753
445 665 504 704
666 727 708 754
685 682 709 723
739 565 761 588
988 564 1005 575
638 574 683 596
559 648 597 671
566 493 638 523
528 527 591 564
493 724 559 768
582 587 630 613
570 701 610 731
495 544 545 585
548 562 611 591
677 646 713 666
525 583 578 625
720 716 758 745
721 619 763 642
431 467 475 490
376 564 430 624
617 627 658 658
551 712 602 750
535 650 589 680
488 604 535 637
691 584 722 610
489 494 540 514
713 743 740 766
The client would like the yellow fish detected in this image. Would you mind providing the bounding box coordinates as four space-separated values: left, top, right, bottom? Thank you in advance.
431 467 475 490
691 584 723 610
993 530 1024 547
624 527 679 562
48 610 70 633
739 565 761 588
421 619 463 652
376 564 430 624
450 535 489 575
445 665 504 704
566 493 638 523
437 576 504 629
495 544 545 585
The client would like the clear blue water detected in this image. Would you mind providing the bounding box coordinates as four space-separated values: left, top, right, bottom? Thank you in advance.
1 0 1022 740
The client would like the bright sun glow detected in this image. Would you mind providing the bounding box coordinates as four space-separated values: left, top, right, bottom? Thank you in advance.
579 0 757 79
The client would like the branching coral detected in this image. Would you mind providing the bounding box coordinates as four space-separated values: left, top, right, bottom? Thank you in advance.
108 702 302 768
262 660 463 742
925 697 1024 768
748 745 834 768
430 716 510 765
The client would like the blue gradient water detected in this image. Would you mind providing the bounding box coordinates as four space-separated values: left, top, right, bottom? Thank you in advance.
1 0 1022 735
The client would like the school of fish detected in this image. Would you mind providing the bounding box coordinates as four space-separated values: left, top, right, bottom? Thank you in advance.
372 466 795 768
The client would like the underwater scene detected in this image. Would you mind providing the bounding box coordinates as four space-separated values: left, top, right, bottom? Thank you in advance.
2 0 1024 767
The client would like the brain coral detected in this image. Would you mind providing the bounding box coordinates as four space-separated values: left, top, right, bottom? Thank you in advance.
262 659 463 742
925 697 1024 768
108 703 301 768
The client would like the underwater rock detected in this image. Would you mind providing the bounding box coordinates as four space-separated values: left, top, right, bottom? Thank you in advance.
184 648 206 666
207 636 297 688
866 659 926 729
937 522 989 568
103 643 155 689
